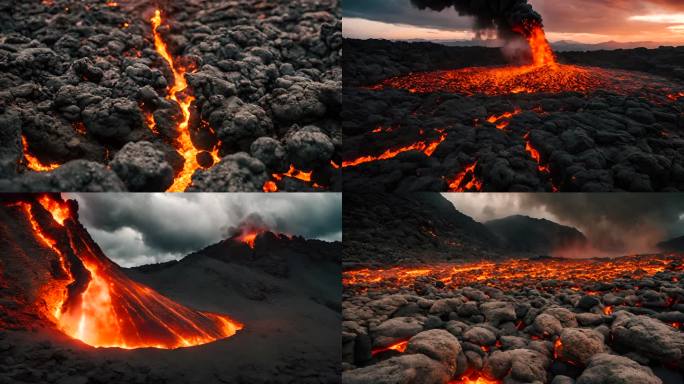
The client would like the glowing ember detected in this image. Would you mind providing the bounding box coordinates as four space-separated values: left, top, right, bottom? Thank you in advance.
486 108 522 130
238 231 259 249
448 162 482 192
19 196 243 349
450 375 500 384
603 306 613 316
524 134 549 173
342 133 447 168
263 180 278 192
371 340 409 356
151 9 212 192
343 255 679 293
553 338 563 359
22 136 60 172
667 92 684 101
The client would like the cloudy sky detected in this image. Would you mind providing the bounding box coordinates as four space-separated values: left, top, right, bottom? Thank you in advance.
344 0 684 44
65 193 342 267
443 193 684 256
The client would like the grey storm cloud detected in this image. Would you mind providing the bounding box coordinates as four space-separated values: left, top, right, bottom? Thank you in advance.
344 0 474 31
65 193 341 267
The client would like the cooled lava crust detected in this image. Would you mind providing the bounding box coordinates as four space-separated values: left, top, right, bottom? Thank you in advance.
0 0 341 192
342 39 684 192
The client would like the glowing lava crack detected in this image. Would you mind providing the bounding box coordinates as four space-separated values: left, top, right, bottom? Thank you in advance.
10 196 242 349
151 9 220 192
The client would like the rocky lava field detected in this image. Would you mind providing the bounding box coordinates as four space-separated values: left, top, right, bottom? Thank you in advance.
343 39 684 192
0 195 341 383
342 254 684 384
0 0 341 192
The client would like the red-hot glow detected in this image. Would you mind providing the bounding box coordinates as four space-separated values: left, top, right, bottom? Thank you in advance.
18 196 243 349
151 9 217 192
450 374 500 384
371 340 409 356
524 134 549 173
667 92 684 101
262 165 323 192
553 338 563 359
238 231 259 249
603 306 613 315
343 255 678 293
342 133 447 168
486 107 522 130
263 181 278 193
526 24 557 67
22 136 60 172
448 162 482 192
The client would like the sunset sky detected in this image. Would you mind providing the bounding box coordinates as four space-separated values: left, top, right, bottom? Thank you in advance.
344 0 684 45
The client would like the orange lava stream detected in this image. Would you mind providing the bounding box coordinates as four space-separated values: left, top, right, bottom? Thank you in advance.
450 376 500 384
262 165 322 192
151 9 205 192
371 340 409 356
342 133 447 168
486 107 522 130
343 255 679 292
526 24 556 67
238 231 258 249
22 196 243 349
524 134 549 173
448 162 482 192
22 136 60 172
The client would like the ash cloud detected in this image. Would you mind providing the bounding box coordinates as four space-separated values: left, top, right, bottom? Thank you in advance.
410 0 543 39
66 193 341 267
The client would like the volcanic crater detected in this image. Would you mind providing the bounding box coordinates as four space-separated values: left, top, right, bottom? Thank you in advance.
0 0 341 192
342 37 684 192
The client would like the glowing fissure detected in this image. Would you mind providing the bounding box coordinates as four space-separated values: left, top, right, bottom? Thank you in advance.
151 9 213 192
371 340 409 356
486 107 522 130
450 375 500 384
263 165 322 192
22 136 60 172
448 162 482 192
342 133 447 168
524 133 549 173
19 196 243 349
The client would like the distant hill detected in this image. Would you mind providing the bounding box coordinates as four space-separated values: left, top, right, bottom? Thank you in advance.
395 38 674 51
343 193 504 265
657 235 684 252
485 215 588 254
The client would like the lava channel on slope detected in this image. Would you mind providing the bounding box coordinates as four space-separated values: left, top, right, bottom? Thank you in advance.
370 24 683 99
4 195 242 349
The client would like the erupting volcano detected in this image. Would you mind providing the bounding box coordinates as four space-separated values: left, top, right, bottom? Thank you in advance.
1 195 242 349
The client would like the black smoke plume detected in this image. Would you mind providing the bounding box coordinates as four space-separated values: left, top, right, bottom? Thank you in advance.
410 0 543 39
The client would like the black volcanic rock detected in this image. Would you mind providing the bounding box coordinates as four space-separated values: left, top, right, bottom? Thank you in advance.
657 234 684 252
343 193 503 265
485 215 587 254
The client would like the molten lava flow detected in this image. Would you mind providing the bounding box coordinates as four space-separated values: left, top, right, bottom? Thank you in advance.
667 92 684 101
448 162 482 192
553 338 563 359
603 306 613 315
151 9 212 192
20 196 243 349
486 108 522 130
343 254 678 294
450 375 500 384
22 136 60 172
342 133 447 168
525 24 557 67
371 340 409 357
263 181 278 192
238 230 259 249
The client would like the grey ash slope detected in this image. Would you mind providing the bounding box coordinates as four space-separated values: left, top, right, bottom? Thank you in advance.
485 215 588 254
657 234 684 252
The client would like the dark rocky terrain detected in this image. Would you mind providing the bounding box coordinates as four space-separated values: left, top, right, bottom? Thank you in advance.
342 39 684 192
0 195 341 383
0 0 341 192
659 235 684 253
342 254 684 384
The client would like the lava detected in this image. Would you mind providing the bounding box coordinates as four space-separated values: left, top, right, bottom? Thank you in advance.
603 306 613 315
524 23 557 67
448 162 482 192
342 133 447 168
14 196 243 349
237 230 260 249
343 254 679 293
22 136 60 172
486 108 522 130
450 374 500 384
371 340 409 357
262 165 322 192
524 134 549 173
151 9 212 192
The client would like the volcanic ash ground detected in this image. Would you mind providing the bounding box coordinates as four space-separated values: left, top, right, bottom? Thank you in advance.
0 0 341 192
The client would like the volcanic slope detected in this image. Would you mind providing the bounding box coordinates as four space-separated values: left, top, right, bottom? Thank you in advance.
0 0 341 192
485 215 588 254
0 196 341 384
343 40 684 192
